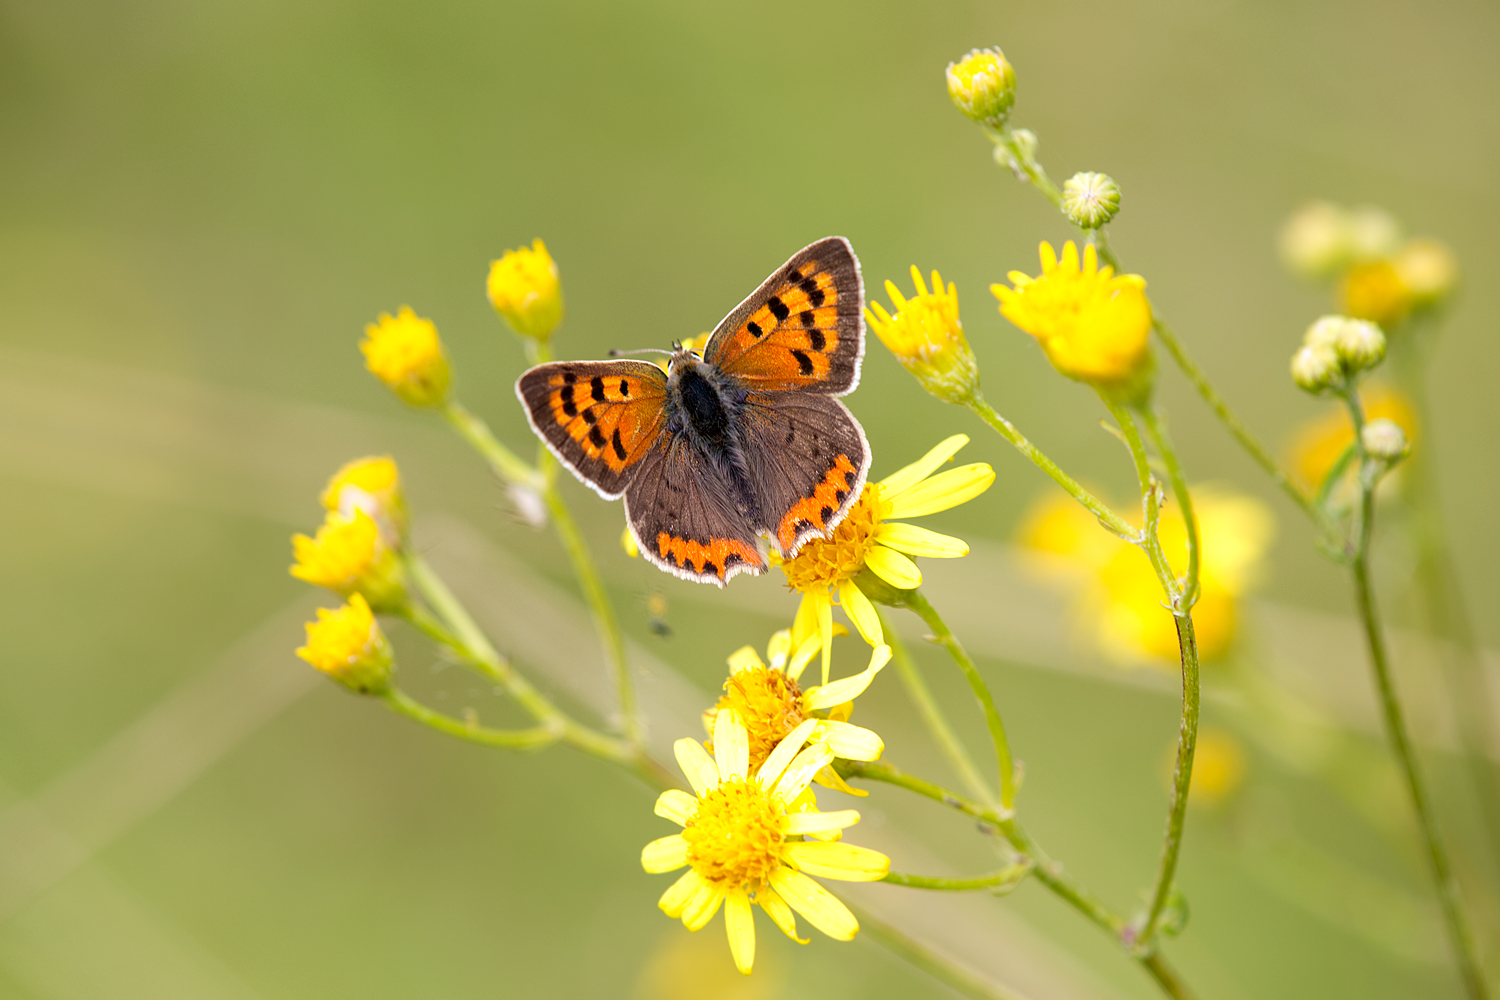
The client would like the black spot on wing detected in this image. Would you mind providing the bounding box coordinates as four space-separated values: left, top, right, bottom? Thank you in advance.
747 321 763 338
767 296 790 322
808 328 826 352
588 425 606 448
791 349 814 376
612 427 627 460
591 377 606 402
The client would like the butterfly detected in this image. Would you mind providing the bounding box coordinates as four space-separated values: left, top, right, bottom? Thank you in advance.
516 236 870 587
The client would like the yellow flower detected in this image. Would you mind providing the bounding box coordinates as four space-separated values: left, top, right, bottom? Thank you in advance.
320 456 406 544
360 306 451 408
705 630 889 799
1178 727 1246 807
1017 487 1273 665
1392 238 1459 305
945 47 1016 128
1288 382 1418 493
777 435 994 682
992 241 1153 396
290 509 407 611
865 267 979 403
487 239 563 340
643 712 890 975
296 594 394 695
1339 260 1412 328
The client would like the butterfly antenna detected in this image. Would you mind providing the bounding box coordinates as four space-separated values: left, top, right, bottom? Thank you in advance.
607 346 675 358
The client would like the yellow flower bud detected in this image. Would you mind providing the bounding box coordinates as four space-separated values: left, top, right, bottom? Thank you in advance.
1393 238 1459 305
360 307 451 408
487 239 564 340
321 456 406 545
865 267 979 404
296 594 394 695
1291 343 1341 394
290 510 408 611
946 47 1016 128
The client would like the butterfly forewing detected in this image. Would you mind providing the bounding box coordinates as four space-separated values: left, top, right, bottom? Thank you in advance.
704 237 864 396
515 361 669 499
624 435 766 586
735 393 871 557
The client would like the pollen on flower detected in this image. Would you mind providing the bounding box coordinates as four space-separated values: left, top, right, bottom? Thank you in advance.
708 668 806 772
780 486 885 593
682 780 788 891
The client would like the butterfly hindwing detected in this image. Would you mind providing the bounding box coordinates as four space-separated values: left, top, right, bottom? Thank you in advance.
703 237 864 396
515 361 669 499
736 392 871 557
624 433 766 586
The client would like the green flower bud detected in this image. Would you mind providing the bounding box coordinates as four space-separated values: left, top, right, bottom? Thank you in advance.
1334 318 1386 372
1291 343 1341 394
1062 172 1121 229
946 47 1016 128
1361 418 1410 464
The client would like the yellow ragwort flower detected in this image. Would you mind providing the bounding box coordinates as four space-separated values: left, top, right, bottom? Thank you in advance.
1018 487 1273 665
992 241 1153 396
705 630 889 799
643 712 889 975
1339 259 1412 328
360 306 451 408
865 267 979 403
290 509 407 611
1288 382 1418 494
945 47 1016 128
321 455 406 545
296 593 394 695
777 435 994 683
487 239 563 340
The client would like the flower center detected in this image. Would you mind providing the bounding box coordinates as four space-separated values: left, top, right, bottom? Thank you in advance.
710 667 805 773
780 485 885 592
682 779 787 891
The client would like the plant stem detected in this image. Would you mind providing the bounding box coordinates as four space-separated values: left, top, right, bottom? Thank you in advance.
900 589 1016 813
839 759 1195 1000
884 864 1032 892
441 401 539 487
383 689 560 750
1138 406 1201 607
878 609 996 807
851 903 1034 1000
966 394 1139 543
1104 400 1176 592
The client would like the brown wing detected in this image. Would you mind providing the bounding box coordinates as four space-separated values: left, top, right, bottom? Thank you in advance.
735 392 871 558
623 433 766 587
702 237 864 396
515 361 669 499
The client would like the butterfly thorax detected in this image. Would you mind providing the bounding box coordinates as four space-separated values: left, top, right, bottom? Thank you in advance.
665 351 741 447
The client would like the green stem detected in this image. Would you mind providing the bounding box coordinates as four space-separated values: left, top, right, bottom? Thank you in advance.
966 394 1140 543
878 609 996 807
383 689 559 750
440 400 539 487
838 759 1194 1000
884 864 1032 892
1104 400 1177 593
989 126 1063 208
1342 399 1491 1000
1138 406 1201 606
851 903 1034 1000
900 589 1016 812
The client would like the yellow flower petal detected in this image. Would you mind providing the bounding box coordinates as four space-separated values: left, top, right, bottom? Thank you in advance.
713 709 750 782
765 629 793 670
804 645 891 711
772 742 836 803
726 645 765 674
785 809 862 835
885 463 995 518
837 581 883 646
757 888 808 944
769 869 859 941
642 835 690 874
876 522 969 558
725 891 756 975
654 789 697 826
878 434 970 497
674 737 719 795
659 869 703 918
782 841 891 882
682 882 725 931
812 720 884 762
817 588 834 685
812 763 869 797
864 544 922 590
758 718 819 789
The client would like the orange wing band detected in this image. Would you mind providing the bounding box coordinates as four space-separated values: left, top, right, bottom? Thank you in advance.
776 453 861 553
545 371 660 473
654 533 763 581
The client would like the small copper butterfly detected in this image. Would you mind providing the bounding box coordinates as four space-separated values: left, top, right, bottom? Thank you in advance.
516 237 870 586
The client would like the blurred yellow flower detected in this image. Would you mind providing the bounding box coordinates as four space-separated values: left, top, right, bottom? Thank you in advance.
866 267 979 403
1339 260 1412 328
1288 382 1418 492
1178 727 1246 807
360 306 451 408
321 455 406 544
487 239 563 340
992 241 1153 395
1018 487 1274 665
290 509 407 611
643 712 889 975
1392 238 1458 304
777 435 993 683
296 593 393 695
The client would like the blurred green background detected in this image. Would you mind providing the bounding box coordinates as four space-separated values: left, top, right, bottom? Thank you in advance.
2 0 1498 997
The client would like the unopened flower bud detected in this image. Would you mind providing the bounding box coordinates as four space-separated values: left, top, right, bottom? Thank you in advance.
1279 201 1353 279
1062 172 1121 229
297 594 394 695
1334 318 1385 372
1347 205 1402 261
946 47 1016 128
488 239 564 340
1393 238 1459 304
361 307 451 408
1291 343 1341 394
1361 418 1410 464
